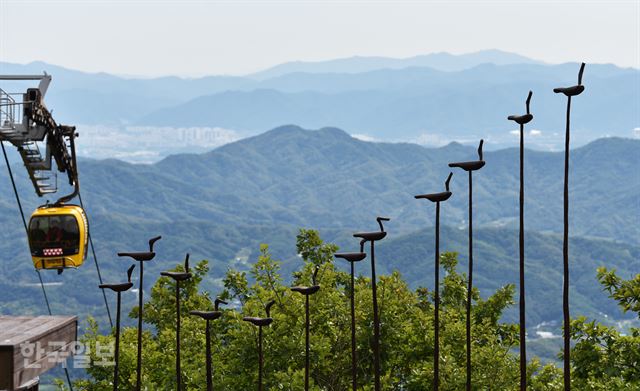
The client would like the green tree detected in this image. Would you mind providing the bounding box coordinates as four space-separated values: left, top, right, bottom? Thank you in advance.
569 267 639 389
529 267 640 390
72 229 542 390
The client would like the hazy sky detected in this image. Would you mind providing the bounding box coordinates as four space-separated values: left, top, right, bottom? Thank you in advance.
1 0 638 77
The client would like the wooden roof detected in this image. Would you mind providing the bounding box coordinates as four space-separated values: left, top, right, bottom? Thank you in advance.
0 316 77 390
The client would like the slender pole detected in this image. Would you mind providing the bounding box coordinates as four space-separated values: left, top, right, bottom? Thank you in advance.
554 62 584 390
258 326 264 391
136 261 144 391
434 202 440 391
305 294 310 391
519 123 527 390
350 261 357 391
563 96 572 391
466 171 473 391
370 241 381 391
176 281 182 391
205 320 212 391
113 293 122 391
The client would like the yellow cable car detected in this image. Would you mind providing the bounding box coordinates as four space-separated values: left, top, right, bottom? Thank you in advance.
28 204 88 271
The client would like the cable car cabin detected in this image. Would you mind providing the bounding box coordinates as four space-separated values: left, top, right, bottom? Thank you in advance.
28 205 88 271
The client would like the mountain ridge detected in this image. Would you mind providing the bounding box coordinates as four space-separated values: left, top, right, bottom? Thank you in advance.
3 49 545 80
249 49 545 79
3 59 637 153
136 65 639 150
3 125 636 244
0 126 637 341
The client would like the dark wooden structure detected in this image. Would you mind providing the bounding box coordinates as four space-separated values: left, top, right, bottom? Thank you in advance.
0 316 77 390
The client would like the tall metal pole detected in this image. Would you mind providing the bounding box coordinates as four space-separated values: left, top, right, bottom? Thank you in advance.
161 254 193 391
99 265 135 391
291 267 321 391
115 293 122 390
259 326 263 391
370 240 381 391
415 171 454 391
434 202 440 390
176 281 182 391
191 298 227 391
354 217 389 391
466 170 473 391
205 319 212 391
449 141 485 391
243 300 276 391
305 294 310 390
136 260 144 390
350 261 356 391
562 96 571 390
508 91 534 391
335 243 366 391
554 63 585 391
519 122 526 390
119 236 161 391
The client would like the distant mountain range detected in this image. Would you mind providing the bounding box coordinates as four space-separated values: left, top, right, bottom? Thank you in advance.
92 128 640 243
249 49 544 79
0 126 637 349
137 63 638 149
2 51 637 155
2 126 637 243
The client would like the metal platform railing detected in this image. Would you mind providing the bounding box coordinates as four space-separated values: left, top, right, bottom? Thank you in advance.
0 74 63 196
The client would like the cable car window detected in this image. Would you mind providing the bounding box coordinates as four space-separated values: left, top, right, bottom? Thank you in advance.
29 215 80 256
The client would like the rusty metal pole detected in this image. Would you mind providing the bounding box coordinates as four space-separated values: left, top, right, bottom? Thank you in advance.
354 217 390 391
99 265 136 391
415 172 453 391
449 141 485 391
291 267 321 390
258 326 263 391
554 62 586 391
370 240 380 390
305 294 309 388
335 241 367 391
508 91 534 391
161 254 193 391
243 300 276 391
191 298 227 391
350 260 355 390
118 236 161 391
205 319 212 389
176 281 181 390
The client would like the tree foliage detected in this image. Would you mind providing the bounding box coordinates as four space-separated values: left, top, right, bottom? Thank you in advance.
569 267 639 389
70 230 638 390
529 267 640 390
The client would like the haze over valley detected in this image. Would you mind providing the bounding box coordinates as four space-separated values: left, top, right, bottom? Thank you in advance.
2 50 638 162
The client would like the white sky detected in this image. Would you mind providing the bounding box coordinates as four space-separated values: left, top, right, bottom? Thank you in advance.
0 0 638 77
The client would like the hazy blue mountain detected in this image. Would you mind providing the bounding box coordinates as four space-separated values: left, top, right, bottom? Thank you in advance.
0 60 251 125
1 126 637 245
250 49 543 79
0 60 252 100
3 58 637 153
137 64 640 150
253 62 638 94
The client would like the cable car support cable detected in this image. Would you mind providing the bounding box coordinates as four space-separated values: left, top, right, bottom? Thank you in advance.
1 74 112 388
78 190 113 328
2 140 74 391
